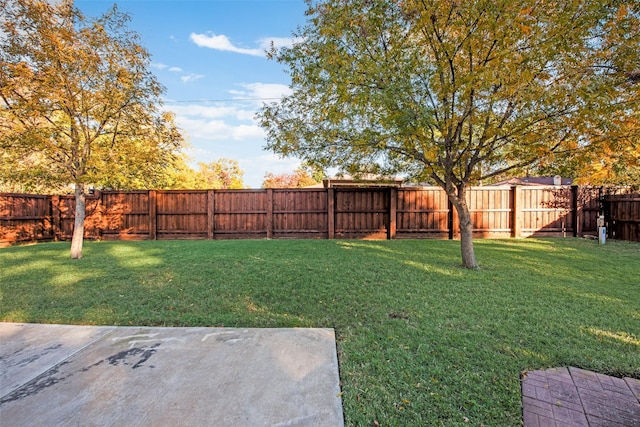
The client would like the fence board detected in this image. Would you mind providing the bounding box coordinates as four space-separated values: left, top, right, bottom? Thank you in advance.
1 186 633 245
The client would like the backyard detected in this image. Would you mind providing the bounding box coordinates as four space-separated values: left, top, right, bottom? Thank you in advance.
1 238 638 425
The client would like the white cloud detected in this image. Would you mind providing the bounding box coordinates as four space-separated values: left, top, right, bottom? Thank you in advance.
233 124 265 140
236 110 256 121
180 73 205 83
169 104 239 119
168 66 183 73
178 117 230 139
171 115 264 142
253 153 301 172
190 32 263 56
168 104 256 121
190 32 302 57
193 119 263 143
151 62 168 70
164 81 289 144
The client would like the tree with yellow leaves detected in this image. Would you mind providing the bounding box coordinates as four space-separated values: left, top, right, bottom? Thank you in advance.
0 0 184 258
259 0 640 268
262 168 319 188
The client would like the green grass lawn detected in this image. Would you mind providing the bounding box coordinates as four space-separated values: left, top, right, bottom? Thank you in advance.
1 238 638 425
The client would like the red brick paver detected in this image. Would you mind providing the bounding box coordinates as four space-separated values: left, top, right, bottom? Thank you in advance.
522 367 640 427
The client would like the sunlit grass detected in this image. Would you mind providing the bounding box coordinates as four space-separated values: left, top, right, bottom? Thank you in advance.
1 238 638 425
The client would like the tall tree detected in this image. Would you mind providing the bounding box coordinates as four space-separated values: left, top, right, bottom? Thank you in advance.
0 0 183 258
259 0 640 268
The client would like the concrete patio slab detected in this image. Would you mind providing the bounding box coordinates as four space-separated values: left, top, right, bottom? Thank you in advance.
522 366 640 427
0 323 344 426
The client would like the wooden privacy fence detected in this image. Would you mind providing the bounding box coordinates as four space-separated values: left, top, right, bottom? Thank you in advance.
604 194 640 242
1 186 631 246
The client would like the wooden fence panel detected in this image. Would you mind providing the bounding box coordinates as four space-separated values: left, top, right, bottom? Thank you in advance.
469 187 512 237
0 193 52 245
396 188 449 238
334 188 389 239
519 187 574 236
2 186 637 244
213 190 267 238
100 191 150 240
272 189 328 238
156 190 208 239
606 195 640 242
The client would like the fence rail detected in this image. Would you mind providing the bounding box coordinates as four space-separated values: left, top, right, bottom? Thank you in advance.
2 186 635 246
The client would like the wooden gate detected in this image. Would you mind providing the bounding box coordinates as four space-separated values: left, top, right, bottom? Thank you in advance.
333 188 390 239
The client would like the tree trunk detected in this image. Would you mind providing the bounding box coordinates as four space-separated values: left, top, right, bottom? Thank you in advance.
70 183 85 259
448 187 478 269
457 204 478 269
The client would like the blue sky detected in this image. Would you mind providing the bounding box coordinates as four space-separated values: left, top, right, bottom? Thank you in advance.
76 0 308 188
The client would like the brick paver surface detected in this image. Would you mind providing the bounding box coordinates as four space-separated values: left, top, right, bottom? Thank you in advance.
522 367 640 426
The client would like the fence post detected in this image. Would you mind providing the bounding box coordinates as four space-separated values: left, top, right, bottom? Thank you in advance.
602 194 612 239
388 188 397 240
91 190 101 240
572 185 580 237
149 190 157 240
511 186 521 238
327 188 335 239
447 198 454 240
207 190 215 240
266 188 274 239
51 195 61 241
